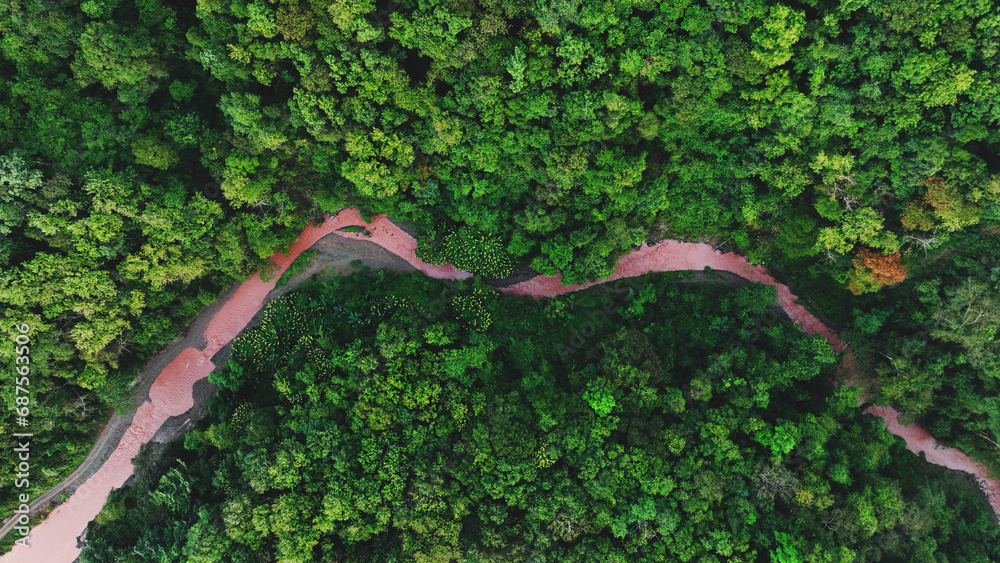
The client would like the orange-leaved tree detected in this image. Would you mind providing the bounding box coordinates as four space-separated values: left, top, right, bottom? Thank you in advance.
848 249 908 295
901 177 981 232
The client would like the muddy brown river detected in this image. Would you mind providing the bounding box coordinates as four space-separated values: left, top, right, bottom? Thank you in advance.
3 209 996 561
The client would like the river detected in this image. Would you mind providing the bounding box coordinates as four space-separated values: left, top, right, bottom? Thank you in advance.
3 209 996 561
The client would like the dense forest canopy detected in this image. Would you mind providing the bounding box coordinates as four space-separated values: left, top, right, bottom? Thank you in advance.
1 0 1000 555
79 271 1000 562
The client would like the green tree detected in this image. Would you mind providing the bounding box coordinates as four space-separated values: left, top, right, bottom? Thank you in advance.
131 138 179 170
751 5 805 69
931 278 1000 375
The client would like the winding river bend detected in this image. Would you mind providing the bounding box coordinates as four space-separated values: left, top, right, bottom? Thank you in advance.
4 209 997 561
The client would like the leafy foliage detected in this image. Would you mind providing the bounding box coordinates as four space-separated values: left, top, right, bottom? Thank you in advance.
81 272 1000 562
5 0 1000 548
848 249 909 295
417 227 515 279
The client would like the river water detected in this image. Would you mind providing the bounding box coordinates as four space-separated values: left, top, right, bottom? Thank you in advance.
3 210 996 561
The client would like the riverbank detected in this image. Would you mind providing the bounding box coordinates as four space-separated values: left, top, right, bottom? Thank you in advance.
2 208 997 562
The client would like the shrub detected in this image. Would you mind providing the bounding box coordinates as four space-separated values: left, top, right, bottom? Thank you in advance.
418 228 515 278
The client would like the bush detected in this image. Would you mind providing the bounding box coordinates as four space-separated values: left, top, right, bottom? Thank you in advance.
418 228 515 278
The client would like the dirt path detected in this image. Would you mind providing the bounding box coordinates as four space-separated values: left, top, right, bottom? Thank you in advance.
2 209 997 562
